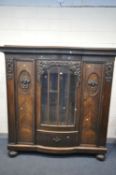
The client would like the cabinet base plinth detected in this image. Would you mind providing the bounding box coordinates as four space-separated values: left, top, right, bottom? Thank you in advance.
8 144 107 158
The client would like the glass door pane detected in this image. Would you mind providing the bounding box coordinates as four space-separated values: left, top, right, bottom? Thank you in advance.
59 67 70 125
41 71 48 124
49 68 58 124
40 62 78 126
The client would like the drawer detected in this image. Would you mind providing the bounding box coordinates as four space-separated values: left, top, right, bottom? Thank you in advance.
36 131 78 147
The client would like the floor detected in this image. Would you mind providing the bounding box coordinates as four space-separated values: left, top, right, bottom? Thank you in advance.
0 138 116 175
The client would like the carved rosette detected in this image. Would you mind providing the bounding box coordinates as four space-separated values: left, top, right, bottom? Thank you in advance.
105 62 113 82
18 70 31 90
87 73 99 96
6 57 14 79
37 61 81 85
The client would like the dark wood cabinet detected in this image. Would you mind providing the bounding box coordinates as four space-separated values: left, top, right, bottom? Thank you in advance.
1 46 115 160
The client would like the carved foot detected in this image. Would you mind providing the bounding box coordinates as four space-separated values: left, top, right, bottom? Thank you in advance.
8 150 18 157
96 154 106 161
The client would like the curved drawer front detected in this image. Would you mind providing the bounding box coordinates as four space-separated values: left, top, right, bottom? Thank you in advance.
36 131 78 147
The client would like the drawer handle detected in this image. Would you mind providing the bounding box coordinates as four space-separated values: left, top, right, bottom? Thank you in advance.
52 136 61 143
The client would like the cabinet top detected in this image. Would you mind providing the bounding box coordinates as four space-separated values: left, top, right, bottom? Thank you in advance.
0 45 116 56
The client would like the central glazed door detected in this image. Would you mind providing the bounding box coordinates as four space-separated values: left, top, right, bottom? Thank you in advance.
36 59 81 147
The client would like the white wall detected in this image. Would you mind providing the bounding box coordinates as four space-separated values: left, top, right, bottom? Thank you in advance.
0 7 116 138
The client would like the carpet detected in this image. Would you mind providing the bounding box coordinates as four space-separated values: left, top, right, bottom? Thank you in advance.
0 138 116 175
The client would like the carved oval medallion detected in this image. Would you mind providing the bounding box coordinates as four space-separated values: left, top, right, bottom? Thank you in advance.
87 73 99 96
19 70 31 91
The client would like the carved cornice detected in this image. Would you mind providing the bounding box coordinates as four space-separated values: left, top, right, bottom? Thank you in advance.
1 46 116 57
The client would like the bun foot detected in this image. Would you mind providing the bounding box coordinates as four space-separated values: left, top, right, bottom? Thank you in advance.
8 150 18 157
96 154 106 161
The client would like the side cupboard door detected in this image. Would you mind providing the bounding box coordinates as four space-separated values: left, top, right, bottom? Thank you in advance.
6 56 35 144
80 56 114 147
14 59 35 144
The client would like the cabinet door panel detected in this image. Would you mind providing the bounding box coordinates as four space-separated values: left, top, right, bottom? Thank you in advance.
80 63 103 145
15 60 35 144
36 60 81 130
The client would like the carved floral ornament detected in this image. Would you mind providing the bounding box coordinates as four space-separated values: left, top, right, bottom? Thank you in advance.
37 60 81 83
6 57 14 79
19 70 31 90
87 73 99 96
105 62 113 82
